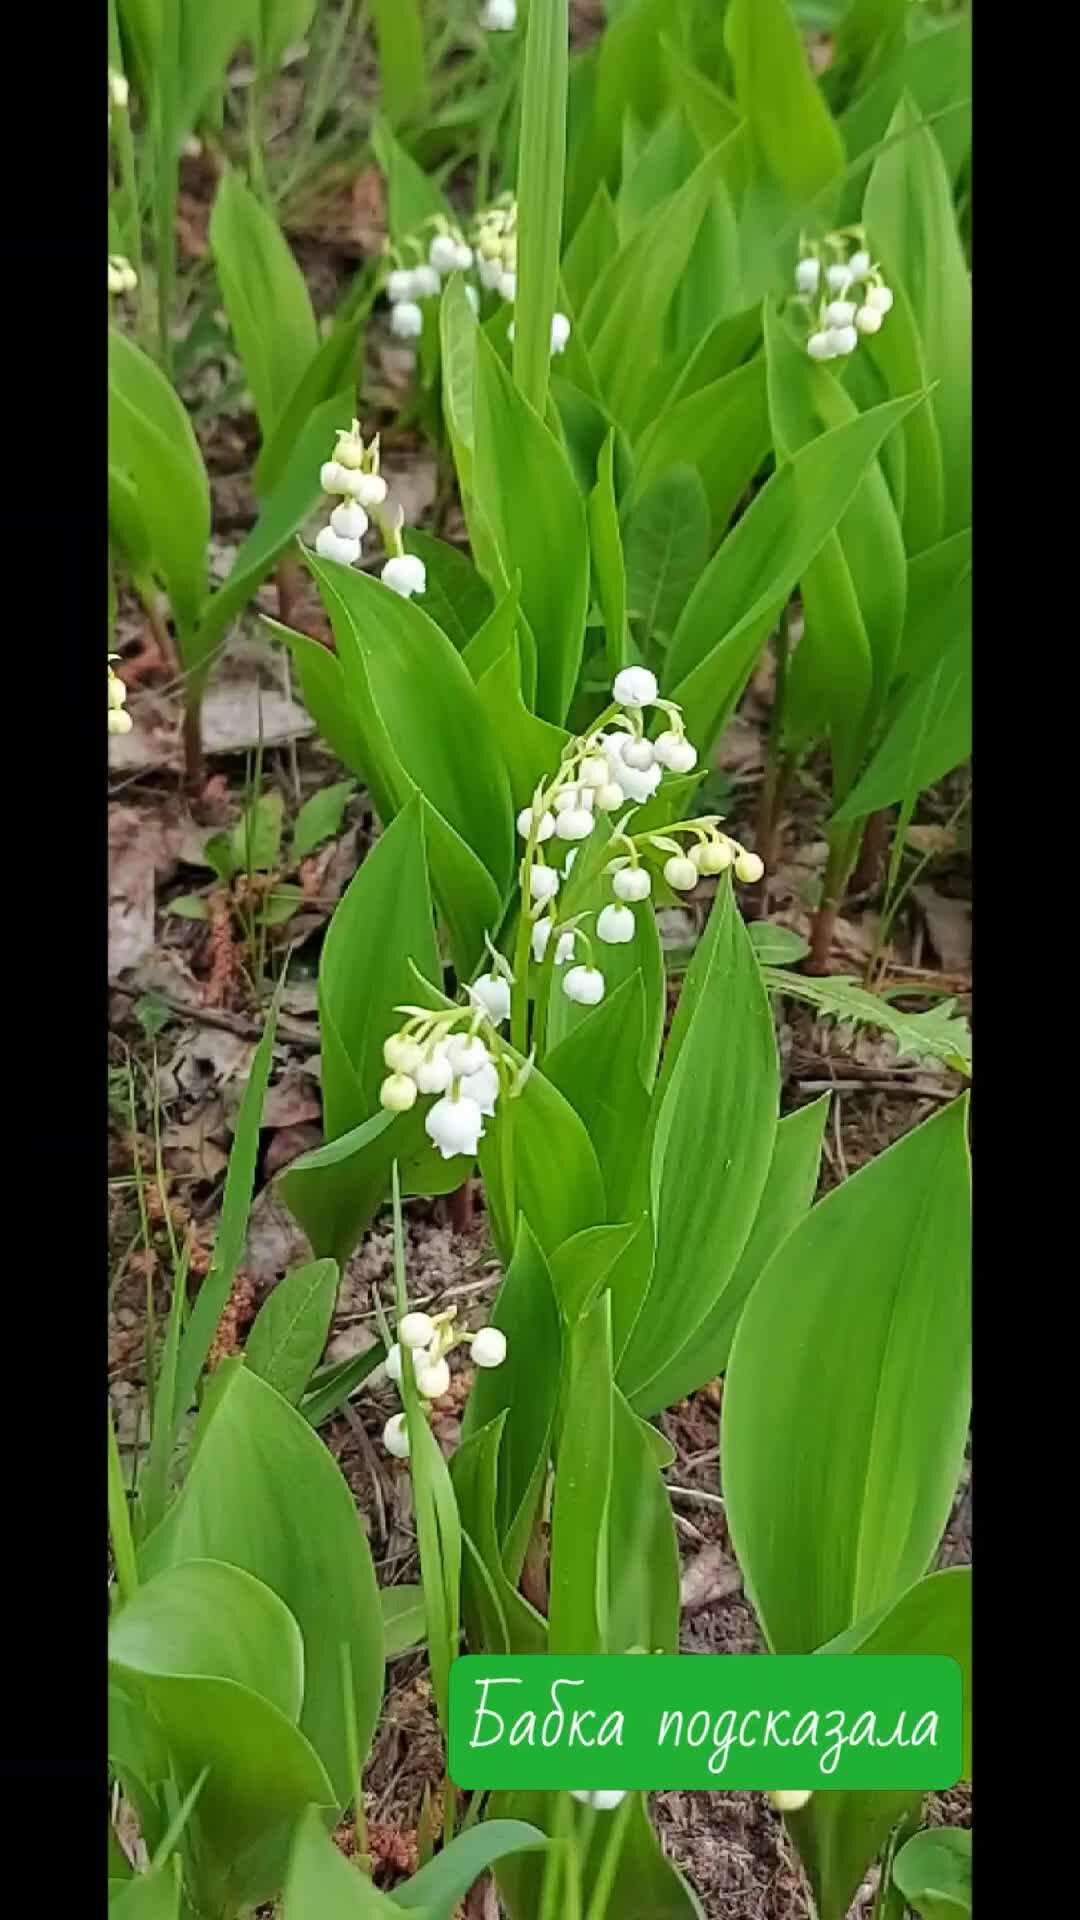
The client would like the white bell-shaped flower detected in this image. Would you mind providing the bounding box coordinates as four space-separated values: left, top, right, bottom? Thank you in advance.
478 254 503 291
445 1033 491 1078
390 300 424 339
596 781 625 811
550 312 571 354
570 1790 626 1811
354 471 388 507
383 1412 410 1458
767 1789 813 1813
469 971 512 1023
807 332 834 361
320 460 351 493
481 0 517 26
415 1043 453 1095
563 965 605 1006
330 500 369 542
613 667 658 709
315 526 361 566
596 904 636 945
578 754 609 788
824 300 856 328
653 730 697 773
399 1312 436 1349
108 708 134 735
384 1034 424 1075
855 305 882 334
517 805 556 842
848 250 871 278
621 737 655 770
613 866 651 902
471 1326 507 1368
499 270 516 302
664 855 698 892
460 1060 500 1116
695 839 732 875
387 268 417 302
866 284 893 313
734 849 765 883
529 864 560 903
385 1342 404 1384
415 1354 451 1400
425 1092 485 1160
556 808 594 842
619 762 663 805
382 554 427 598
826 325 858 356
825 263 852 293
412 264 441 298
429 233 462 275
794 257 820 295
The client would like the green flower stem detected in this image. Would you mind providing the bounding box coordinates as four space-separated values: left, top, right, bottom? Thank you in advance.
583 1794 633 1920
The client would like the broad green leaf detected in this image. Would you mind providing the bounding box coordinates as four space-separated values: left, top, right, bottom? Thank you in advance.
543 845 665 1077
369 0 428 126
244 1258 338 1405
492 1790 704 1919
176 0 249 136
473 330 589 724
617 111 702 242
273 623 374 793
139 1363 385 1806
722 1097 971 1655
381 1584 426 1659
725 0 845 201
109 466 154 582
666 392 925 752
661 35 741 155
109 1558 304 1724
592 0 681 184
255 308 367 498
864 96 971 535
588 430 629 674
544 974 653 1219
632 358 770 545
561 182 618 317
838 18 972 206
291 780 357 861
460 1218 562 1565
833 618 970 824
174 991 279 1419
548 1220 643 1328
165 894 210 922
620 880 779 1408
478 1057 606 1263
474 640 570 811
450 1414 549 1655
301 1341 387 1428
231 788 284 873
400 1357 461 1730
108 329 210 638
762 970 971 1076
253 1 318 79
747 922 809 965
638 1094 828 1410
858 272 945 557
607 1390 680 1653
624 467 711 646
108 1866 181 1920
895 529 972 685
209 168 318 442
393 1820 550 1917
402 530 494 649
193 389 356 682
892 1827 971 1920
549 1292 613 1655
513 0 569 417
371 114 447 239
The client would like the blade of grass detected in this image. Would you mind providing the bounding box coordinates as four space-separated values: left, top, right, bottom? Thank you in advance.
512 0 569 416
136 1236 192 1542
107 1404 139 1609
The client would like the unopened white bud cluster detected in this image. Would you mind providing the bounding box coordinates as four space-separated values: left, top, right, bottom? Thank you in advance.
108 254 138 296
379 957 521 1157
794 233 894 362
517 671 764 1007
480 0 517 28
381 1303 508 1457
107 659 132 735
385 198 570 360
108 69 129 111
767 1790 813 1813
314 421 426 599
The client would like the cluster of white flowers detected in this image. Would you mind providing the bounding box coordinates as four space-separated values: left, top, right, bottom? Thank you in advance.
315 421 426 599
108 254 138 296
381 1305 507 1458
480 0 517 28
520 668 764 1006
379 958 520 1159
793 233 894 362
384 200 571 361
107 659 132 735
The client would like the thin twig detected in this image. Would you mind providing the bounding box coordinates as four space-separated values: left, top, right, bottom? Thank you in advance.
666 1484 726 1513
795 1077 952 1101
109 983 319 1051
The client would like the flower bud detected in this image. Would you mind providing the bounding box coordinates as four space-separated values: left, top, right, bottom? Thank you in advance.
330 500 369 541
415 1355 451 1400
315 526 361 566
481 0 517 25
390 300 424 340
622 737 655 770
556 808 594 842
767 1790 813 1813
470 971 512 1023
412 264 441 298
471 1326 508 1368
613 666 658 709
320 460 352 494
866 284 893 313
109 69 130 109
570 1790 626 1811
380 1072 418 1112
563 965 605 1006
383 1413 410 1458
550 312 571 355
855 305 883 334
108 708 134 735
597 903 636 945
460 1061 500 1116
354 472 389 507
429 233 461 275
794 257 820 295
387 268 417 303
579 754 609 788
478 254 503 290
734 850 765 883
824 300 855 327
385 1342 404 1384
596 781 626 811
612 866 651 902
498 271 517 302
445 1034 491 1078
381 554 427 598
532 918 554 962
619 762 663 805
384 1033 424 1075
826 263 852 292
695 838 733 875
807 332 834 361
400 1312 436 1350
848 249 871 278
664 855 698 892
653 730 697 773
415 1044 453 1095
529 865 561 906
517 805 556 843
